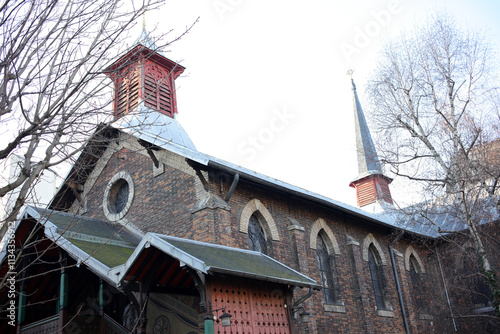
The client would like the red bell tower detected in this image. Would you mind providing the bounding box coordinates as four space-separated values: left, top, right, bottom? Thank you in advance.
105 28 185 120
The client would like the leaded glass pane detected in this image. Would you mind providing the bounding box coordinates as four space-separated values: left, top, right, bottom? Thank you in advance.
316 234 338 304
368 245 386 309
463 253 492 307
248 215 267 254
409 256 427 312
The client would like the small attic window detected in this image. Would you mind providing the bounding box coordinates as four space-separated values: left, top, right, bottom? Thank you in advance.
103 171 134 221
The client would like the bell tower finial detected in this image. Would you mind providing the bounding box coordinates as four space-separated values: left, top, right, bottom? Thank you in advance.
346 68 354 79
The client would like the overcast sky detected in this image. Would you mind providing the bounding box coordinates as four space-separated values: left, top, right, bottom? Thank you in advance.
141 0 500 207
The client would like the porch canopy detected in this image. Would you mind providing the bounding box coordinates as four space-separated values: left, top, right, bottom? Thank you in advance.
3 206 319 290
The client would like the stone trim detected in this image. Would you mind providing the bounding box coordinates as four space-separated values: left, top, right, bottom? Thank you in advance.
362 233 387 265
287 217 305 232
153 162 165 177
376 309 394 317
404 245 426 273
346 234 360 246
472 306 495 314
419 313 434 320
309 218 340 255
323 303 346 313
103 171 134 222
239 199 280 241
191 193 231 213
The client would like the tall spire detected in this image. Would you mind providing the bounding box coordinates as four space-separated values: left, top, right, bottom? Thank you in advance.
351 79 382 175
349 78 393 209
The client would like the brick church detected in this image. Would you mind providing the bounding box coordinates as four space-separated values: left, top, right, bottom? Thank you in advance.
0 27 498 334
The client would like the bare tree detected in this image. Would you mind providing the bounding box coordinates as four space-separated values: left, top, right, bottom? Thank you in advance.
0 0 186 230
367 13 500 316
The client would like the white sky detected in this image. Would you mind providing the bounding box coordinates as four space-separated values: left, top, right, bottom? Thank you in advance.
140 0 500 207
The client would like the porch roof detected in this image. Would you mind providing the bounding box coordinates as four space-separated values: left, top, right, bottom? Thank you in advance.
8 207 319 290
124 234 321 289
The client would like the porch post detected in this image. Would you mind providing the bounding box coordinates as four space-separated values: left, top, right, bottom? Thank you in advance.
204 315 215 334
16 289 25 334
58 267 68 334
138 281 148 334
17 291 25 325
99 279 105 333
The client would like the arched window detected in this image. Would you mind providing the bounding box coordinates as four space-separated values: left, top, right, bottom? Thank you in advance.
463 252 492 308
316 232 340 304
368 244 387 310
247 214 267 254
409 255 427 313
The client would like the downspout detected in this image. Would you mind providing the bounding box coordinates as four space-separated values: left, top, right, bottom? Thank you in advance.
290 286 314 334
436 247 458 332
389 231 410 334
291 286 314 310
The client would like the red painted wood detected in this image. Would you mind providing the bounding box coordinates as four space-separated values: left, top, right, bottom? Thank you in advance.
107 47 184 119
352 175 393 207
210 279 290 334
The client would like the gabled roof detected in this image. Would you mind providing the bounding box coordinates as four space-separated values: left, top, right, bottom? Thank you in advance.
153 235 320 288
4 207 319 289
111 120 412 236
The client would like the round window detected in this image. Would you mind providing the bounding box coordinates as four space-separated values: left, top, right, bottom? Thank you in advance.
103 171 134 221
109 179 129 214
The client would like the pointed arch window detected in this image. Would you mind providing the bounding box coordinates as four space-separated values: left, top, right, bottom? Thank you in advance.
463 251 492 308
409 255 427 313
368 244 387 310
316 232 340 304
247 214 267 254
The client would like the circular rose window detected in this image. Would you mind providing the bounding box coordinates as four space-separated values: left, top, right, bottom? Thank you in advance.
103 171 134 221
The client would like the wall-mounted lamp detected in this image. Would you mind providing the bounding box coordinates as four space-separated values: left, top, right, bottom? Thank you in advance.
213 307 232 327
298 309 310 324
293 307 310 324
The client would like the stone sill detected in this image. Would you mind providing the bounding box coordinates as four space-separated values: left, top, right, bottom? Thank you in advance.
472 306 495 314
323 303 346 313
376 309 394 317
419 313 433 320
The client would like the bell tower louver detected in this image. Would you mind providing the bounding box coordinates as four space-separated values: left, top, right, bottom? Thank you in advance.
105 26 185 120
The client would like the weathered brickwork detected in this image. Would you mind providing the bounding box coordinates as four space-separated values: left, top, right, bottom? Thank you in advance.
77 140 498 333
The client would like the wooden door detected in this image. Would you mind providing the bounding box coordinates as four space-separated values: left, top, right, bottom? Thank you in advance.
210 278 291 334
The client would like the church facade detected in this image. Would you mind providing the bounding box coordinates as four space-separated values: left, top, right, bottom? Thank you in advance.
0 28 498 334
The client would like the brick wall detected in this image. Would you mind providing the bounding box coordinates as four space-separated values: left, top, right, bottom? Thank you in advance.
77 142 497 333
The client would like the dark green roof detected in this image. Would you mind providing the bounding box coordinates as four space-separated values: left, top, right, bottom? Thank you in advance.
69 239 135 267
29 207 318 288
33 207 140 268
159 235 319 288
